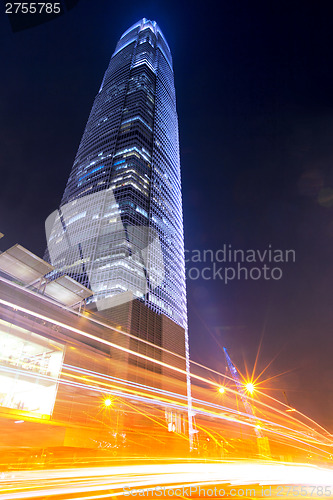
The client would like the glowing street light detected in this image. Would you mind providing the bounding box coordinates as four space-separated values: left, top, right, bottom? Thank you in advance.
245 382 255 394
104 398 113 407
218 386 226 394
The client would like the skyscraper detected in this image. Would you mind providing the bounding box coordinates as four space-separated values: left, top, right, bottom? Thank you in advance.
46 18 186 328
46 17 192 442
45 18 190 395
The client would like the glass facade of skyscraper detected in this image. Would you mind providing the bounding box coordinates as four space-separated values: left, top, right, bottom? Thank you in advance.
46 19 187 331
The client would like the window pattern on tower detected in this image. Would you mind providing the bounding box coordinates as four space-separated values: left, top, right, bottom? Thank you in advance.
46 19 187 331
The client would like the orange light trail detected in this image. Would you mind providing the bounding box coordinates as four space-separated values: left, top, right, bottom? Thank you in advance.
0 462 333 499
2 296 333 463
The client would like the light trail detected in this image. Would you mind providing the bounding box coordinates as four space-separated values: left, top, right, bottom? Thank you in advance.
1 297 329 444
0 462 333 500
1 279 331 446
0 298 227 389
57 375 333 457
2 293 331 445
58 364 332 452
0 285 251 389
1 294 333 464
2 359 331 458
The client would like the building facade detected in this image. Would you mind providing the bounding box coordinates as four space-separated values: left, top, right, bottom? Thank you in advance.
0 269 190 459
46 19 187 334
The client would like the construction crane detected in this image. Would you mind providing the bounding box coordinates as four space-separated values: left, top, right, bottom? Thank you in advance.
223 347 262 438
223 347 271 457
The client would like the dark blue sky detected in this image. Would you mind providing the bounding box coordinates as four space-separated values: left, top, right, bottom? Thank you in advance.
1 0 333 428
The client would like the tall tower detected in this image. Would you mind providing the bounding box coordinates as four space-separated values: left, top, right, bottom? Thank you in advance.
46 19 192 442
46 18 188 351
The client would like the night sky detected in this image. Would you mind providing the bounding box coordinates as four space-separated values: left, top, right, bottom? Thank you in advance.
1 0 333 429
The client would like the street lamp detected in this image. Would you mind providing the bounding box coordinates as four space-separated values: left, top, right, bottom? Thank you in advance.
218 386 226 394
245 382 255 394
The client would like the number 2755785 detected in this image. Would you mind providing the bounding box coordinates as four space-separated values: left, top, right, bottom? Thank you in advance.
5 3 61 14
